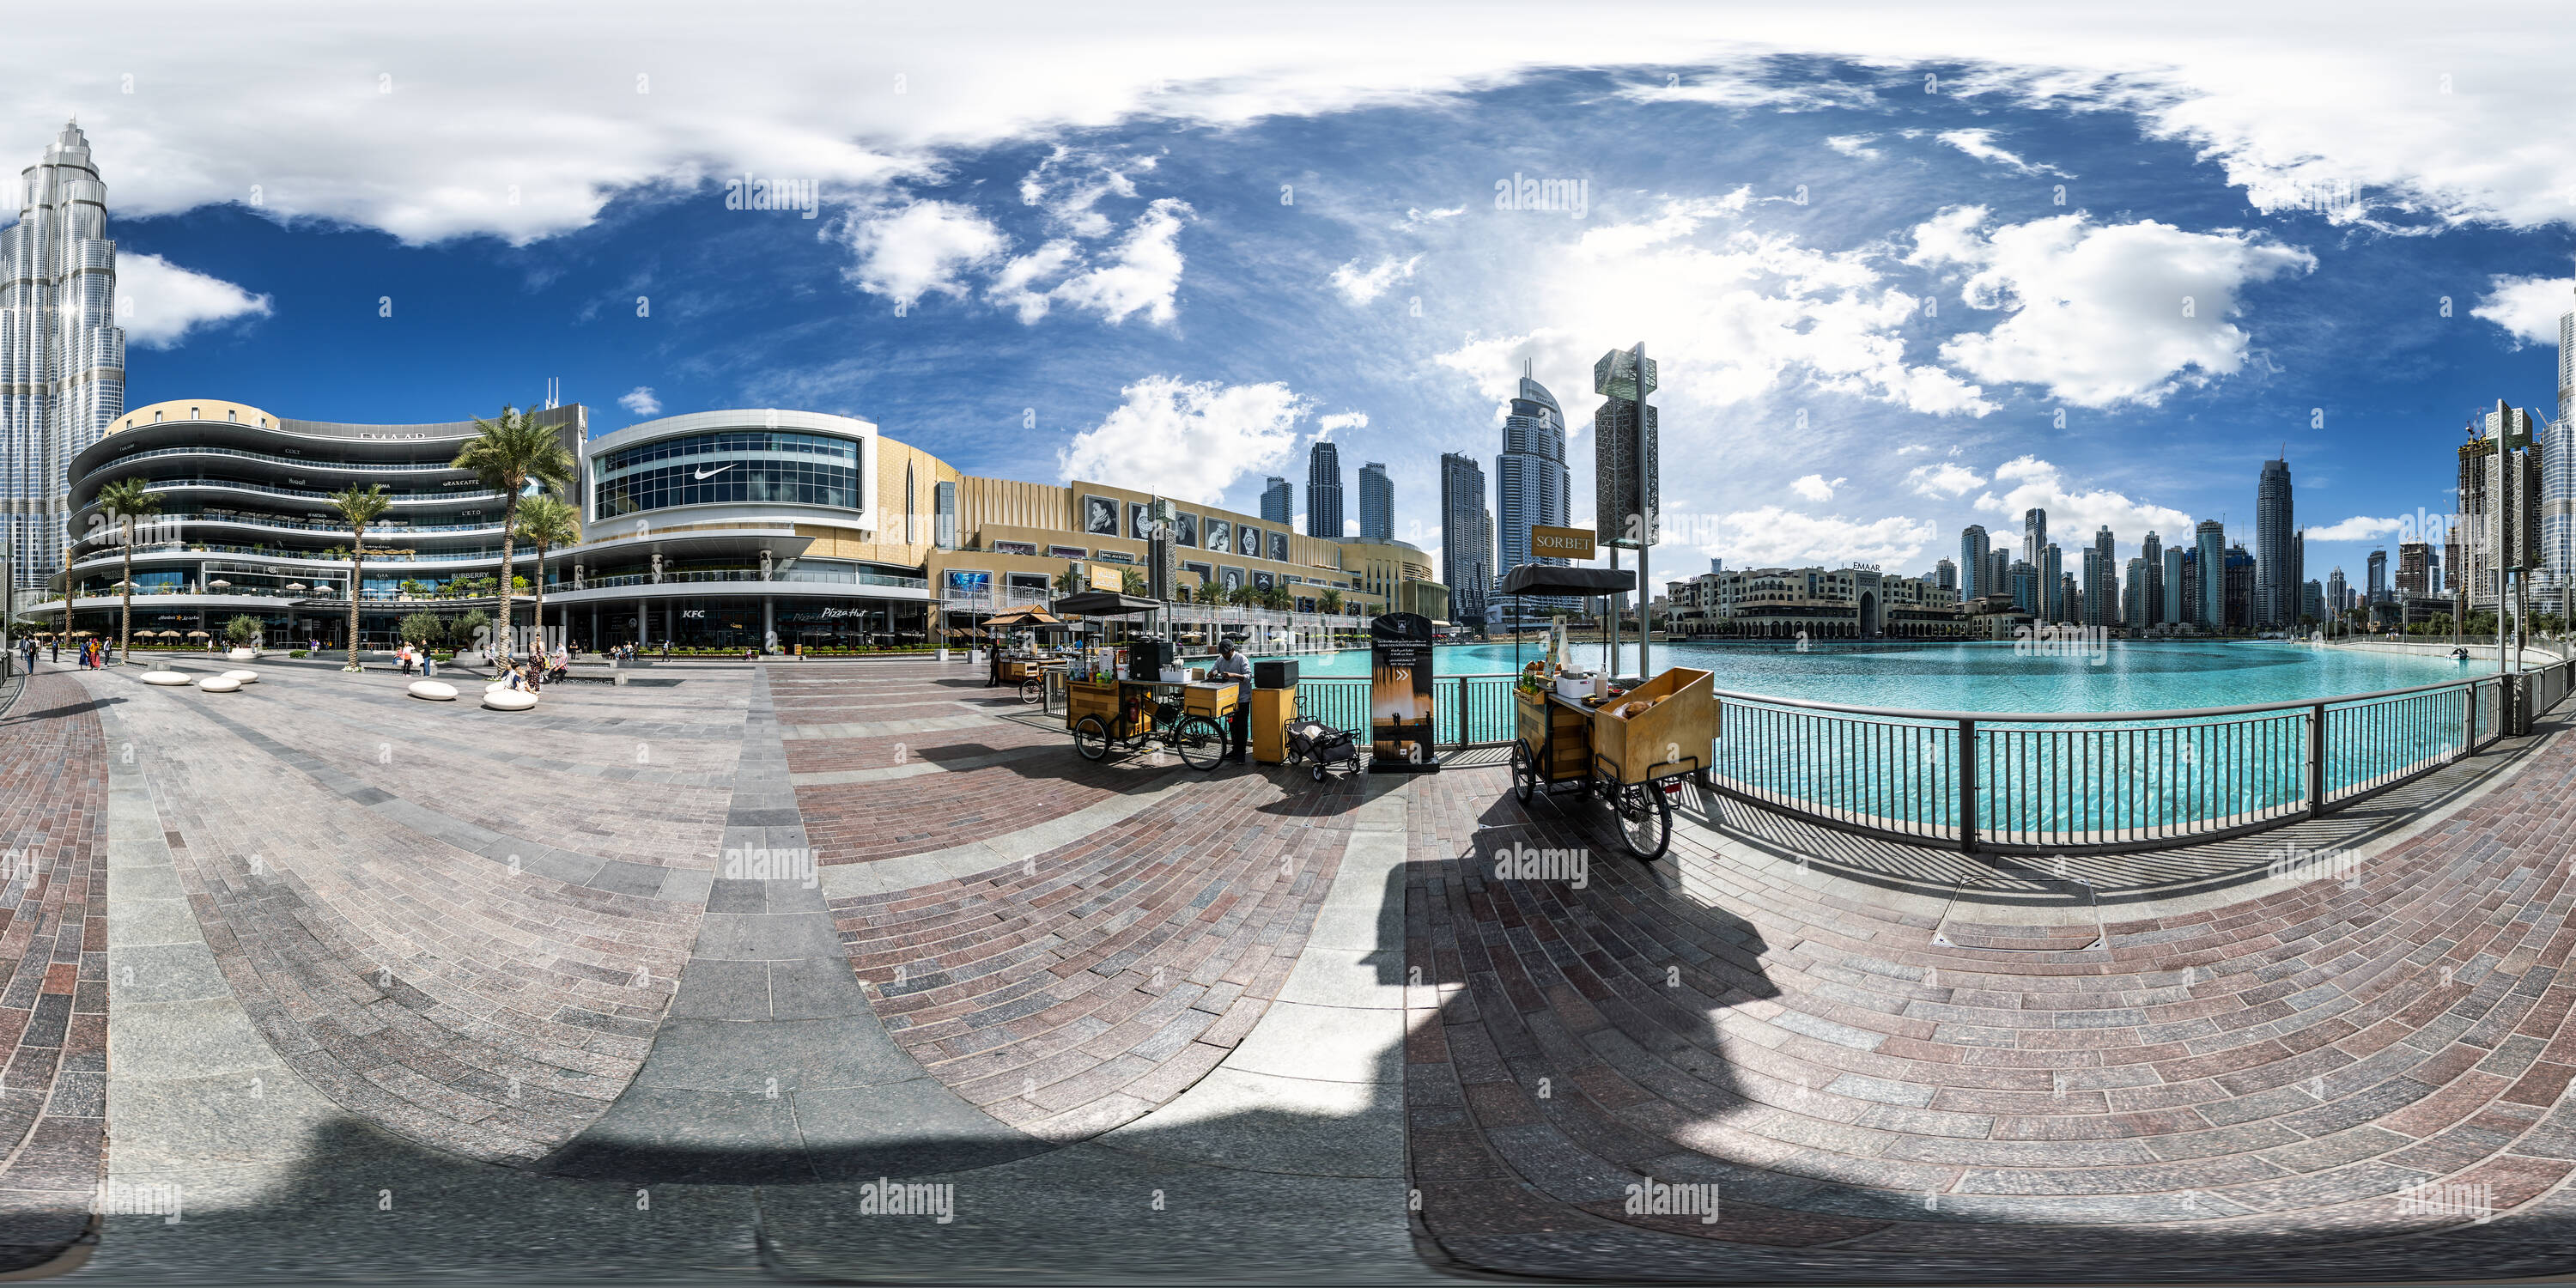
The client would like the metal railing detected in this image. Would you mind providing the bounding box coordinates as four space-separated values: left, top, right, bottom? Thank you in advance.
90 444 465 474
129 476 499 502
1270 659 2576 855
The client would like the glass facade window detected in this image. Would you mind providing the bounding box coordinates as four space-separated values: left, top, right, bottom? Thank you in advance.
594 459 859 519
598 431 854 475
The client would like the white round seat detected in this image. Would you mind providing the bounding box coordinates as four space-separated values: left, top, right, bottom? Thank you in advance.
225 647 259 662
408 680 459 701
197 677 242 693
483 689 538 711
220 669 258 684
141 671 191 686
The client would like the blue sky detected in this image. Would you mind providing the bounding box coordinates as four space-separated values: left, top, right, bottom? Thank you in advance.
26 6 2576 589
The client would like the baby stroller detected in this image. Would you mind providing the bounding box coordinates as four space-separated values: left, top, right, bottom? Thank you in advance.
1283 716 1365 782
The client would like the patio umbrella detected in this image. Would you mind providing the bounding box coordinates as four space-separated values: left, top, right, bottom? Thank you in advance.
186 629 211 638
209 579 231 589
285 582 307 591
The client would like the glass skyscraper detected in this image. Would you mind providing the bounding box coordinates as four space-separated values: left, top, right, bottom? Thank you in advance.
1438 452 1491 624
1358 461 1392 540
1959 525 1990 600
2552 289 2575 612
1260 476 1292 524
2196 519 2227 629
1306 440 1343 539
2 121 126 595
1493 369 1570 618
2256 457 2294 627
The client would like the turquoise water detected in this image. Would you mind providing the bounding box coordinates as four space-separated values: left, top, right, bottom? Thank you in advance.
1267 640 2482 714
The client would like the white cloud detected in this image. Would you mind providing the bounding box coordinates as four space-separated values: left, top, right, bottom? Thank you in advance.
25 6 2576 250
1825 133 1880 159
1908 206 2314 408
1437 196 1992 426
2304 515 2403 541
617 386 662 416
116 252 269 349
1397 206 1465 230
1789 473 1844 502
1057 375 1312 505
998 197 1195 325
2471 275 2573 348
1894 442 1932 455
1699 507 1935 568
1971 455 2195 546
1934 128 2070 178
1619 75 1878 113
1905 462 1986 497
1328 254 1420 305
838 200 1005 307
1317 411 1368 435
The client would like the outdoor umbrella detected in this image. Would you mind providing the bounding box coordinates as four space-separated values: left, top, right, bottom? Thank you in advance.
208 579 231 589
285 582 307 592
185 629 211 638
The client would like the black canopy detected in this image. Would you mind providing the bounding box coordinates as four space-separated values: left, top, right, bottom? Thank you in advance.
1052 591 1164 617
1498 564 1636 598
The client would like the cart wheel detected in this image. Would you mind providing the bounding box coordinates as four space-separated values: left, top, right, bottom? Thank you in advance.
1310 764 1326 782
1510 740 1537 803
1019 677 1044 704
1072 715 1112 762
1173 716 1225 771
1615 781 1673 862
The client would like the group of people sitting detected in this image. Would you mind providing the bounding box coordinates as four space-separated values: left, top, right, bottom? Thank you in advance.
496 645 568 691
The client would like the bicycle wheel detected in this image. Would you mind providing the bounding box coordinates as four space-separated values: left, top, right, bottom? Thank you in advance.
1173 716 1225 771
1510 739 1537 803
1072 715 1112 762
1615 781 1672 861
1019 676 1045 704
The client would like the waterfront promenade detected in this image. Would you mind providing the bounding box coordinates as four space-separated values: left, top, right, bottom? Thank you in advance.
0 652 2569 1280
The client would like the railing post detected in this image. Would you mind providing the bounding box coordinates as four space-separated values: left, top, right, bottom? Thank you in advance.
2306 702 2327 819
1956 718 1978 854
2465 680 2480 754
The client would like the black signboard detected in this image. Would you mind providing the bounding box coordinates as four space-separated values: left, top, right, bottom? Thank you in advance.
1370 611 1439 772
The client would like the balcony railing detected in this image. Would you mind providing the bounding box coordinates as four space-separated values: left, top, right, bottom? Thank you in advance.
73 513 504 546
124 476 499 502
88 444 466 474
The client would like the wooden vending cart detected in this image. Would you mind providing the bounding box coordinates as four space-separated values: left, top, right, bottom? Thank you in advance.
1053 590 1230 772
1498 562 1716 862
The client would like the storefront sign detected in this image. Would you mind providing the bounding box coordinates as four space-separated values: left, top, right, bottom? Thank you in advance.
1531 525 1596 561
1086 563 1125 592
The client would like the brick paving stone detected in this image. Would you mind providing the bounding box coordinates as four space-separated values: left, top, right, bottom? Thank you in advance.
0 671 106 1269
78 663 713 1165
817 663 1355 1136
1409 715 2576 1281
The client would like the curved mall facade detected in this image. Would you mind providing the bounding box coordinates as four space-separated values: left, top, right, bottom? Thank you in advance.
51 401 1406 650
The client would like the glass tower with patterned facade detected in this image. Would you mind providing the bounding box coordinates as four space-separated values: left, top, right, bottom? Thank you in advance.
1492 369 1570 619
2 121 126 596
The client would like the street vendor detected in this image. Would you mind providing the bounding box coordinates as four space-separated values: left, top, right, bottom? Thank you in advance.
1209 638 1253 765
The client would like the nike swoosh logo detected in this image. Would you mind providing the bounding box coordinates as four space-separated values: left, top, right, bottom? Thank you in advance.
693 464 735 480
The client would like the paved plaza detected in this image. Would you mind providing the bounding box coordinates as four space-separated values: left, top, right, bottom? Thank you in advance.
0 652 2568 1281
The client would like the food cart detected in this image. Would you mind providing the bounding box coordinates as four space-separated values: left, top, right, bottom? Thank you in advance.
1496 564 1716 861
983 606 1070 702
1054 591 1233 771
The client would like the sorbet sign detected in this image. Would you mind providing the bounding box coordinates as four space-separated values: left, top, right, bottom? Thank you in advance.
1530 525 1595 561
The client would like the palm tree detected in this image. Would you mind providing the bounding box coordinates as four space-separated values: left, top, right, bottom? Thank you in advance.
330 483 394 671
453 406 574 650
91 477 164 665
513 494 580 655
